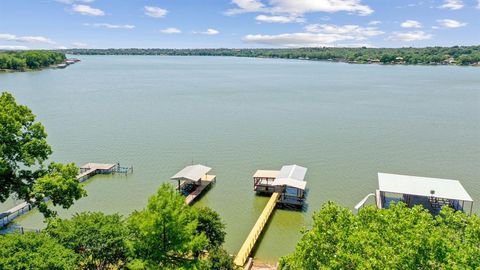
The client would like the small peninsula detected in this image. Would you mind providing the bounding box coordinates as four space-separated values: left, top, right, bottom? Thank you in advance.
0 51 66 72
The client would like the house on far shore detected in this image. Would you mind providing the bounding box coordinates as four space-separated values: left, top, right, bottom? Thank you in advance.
442 57 456 65
355 173 474 215
395 56 405 64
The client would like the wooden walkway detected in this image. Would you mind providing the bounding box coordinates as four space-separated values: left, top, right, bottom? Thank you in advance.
234 192 280 267
185 175 216 205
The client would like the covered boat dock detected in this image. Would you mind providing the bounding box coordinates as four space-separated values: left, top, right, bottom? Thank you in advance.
273 165 308 208
235 165 308 267
171 164 216 205
355 173 474 214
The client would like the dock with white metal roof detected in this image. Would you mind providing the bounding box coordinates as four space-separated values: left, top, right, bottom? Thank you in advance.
355 173 474 214
235 164 308 267
171 164 216 205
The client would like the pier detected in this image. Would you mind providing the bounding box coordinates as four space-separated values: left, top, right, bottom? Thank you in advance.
234 192 280 267
171 164 216 205
1 161 132 228
77 162 133 182
234 165 308 267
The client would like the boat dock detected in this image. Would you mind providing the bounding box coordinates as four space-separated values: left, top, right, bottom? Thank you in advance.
355 173 474 215
234 165 308 267
77 162 133 182
1 161 133 228
234 192 280 266
0 202 31 227
171 164 216 205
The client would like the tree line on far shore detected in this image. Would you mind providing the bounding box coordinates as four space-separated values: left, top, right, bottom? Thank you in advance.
61 46 480 65
0 51 65 71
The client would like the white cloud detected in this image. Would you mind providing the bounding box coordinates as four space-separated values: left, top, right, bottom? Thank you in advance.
439 0 464 10
84 23 135 29
401 20 422 28
72 42 88 47
144 6 168 18
197 29 220 35
368 20 381 25
72 4 105 16
243 32 357 47
437 19 467 28
270 0 373 15
244 23 383 47
255 14 304 23
228 0 373 16
160 27 182 34
0 45 29 50
305 24 384 39
56 46 68 49
0 34 55 44
388 31 432 42
477 0 480 9
225 0 266 15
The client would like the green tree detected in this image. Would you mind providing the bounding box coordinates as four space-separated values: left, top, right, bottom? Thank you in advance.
0 232 79 270
202 247 237 270
45 212 130 269
0 51 65 71
127 183 209 268
196 207 226 249
0 92 86 217
279 202 480 270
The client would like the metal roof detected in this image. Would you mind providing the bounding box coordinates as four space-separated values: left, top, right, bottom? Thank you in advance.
274 178 307 190
171 164 211 182
253 170 280 179
378 173 473 202
273 165 308 190
276 165 307 181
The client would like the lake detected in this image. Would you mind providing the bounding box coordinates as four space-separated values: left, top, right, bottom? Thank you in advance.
1 56 479 262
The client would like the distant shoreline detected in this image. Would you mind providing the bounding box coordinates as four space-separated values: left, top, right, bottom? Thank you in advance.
59 46 480 67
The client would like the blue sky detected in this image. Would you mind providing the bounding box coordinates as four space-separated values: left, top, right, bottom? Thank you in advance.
0 0 478 49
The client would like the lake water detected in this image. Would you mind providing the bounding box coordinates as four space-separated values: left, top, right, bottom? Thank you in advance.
1 56 479 262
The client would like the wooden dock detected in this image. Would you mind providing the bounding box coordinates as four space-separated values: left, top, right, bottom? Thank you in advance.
0 202 31 227
77 163 133 182
1 162 132 228
185 175 216 205
234 192 280 267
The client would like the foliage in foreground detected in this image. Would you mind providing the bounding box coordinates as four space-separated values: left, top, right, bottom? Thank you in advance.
0 183 236 270
127 183 236 269
0 92 86 217
0 232 79 269
279 202 480 270
0 51 65 71
45 212 130 269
